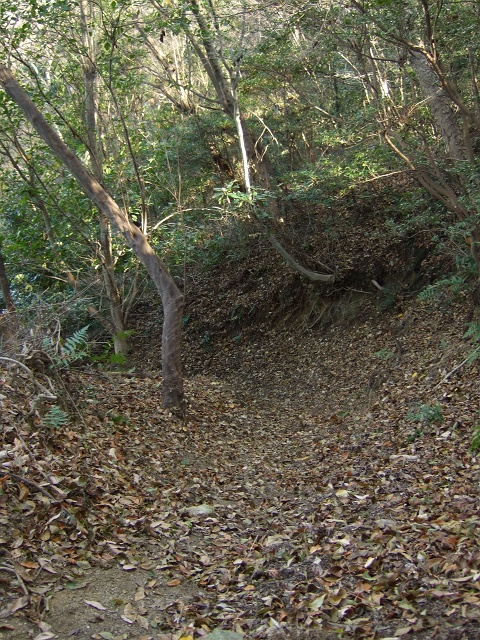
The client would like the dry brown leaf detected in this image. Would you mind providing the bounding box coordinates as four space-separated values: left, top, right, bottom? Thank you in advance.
84 600 107 611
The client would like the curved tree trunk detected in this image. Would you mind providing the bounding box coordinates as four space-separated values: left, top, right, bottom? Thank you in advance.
0 64 185 412
408 51 480 271
409 50 471 162
234 97 335 284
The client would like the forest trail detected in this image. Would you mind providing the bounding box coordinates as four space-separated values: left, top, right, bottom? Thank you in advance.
1 298 480 640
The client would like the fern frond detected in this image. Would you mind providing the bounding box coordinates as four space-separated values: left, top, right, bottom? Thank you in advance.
466 346 480 365
42 405 69 429
62 325 90 358
471 424 480 452
51 325 90 368
41 325 90 368
418 275 466 303
464 321 480 343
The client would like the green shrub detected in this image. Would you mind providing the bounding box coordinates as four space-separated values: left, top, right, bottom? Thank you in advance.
407 403 443 425
419 274 467 305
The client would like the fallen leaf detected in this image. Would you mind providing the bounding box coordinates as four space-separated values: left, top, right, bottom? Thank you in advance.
136 614 149 629
38 558 57 574
265 534 285 547
84 600 107 611
135 586 145 601
11 595 29 614
65 581 88 590
309 594 326 610
187 504 215 516
18 484 29 500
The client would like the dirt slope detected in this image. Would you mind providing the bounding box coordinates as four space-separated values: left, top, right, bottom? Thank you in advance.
2 287 480 640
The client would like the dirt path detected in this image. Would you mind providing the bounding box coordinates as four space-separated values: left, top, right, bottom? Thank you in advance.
2 300 480 639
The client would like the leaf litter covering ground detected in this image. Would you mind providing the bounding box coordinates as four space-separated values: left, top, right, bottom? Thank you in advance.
1 302 480 640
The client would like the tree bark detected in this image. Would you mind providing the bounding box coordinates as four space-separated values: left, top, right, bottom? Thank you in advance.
407 51 480 269
185 0 279 213
0 247 18 349
80 0 128 357
409 50 471 161
0 64 185 412
0 248 15 313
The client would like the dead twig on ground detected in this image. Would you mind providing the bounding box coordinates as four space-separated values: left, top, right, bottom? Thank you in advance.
0 357 57 404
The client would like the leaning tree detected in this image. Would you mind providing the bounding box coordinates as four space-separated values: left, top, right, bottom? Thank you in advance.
0 64 186 413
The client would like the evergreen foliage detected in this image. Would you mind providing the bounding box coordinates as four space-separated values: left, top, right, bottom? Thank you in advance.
464 321 480 365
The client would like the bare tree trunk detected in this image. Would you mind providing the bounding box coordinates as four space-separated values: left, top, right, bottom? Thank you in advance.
408 52 480 269
0 248 15 313
184 0 280 216
383 129 480 273
349 0 480 273
0 246 18 349
409 50 472 161
0 64 185 412
98 213 129 355
80 0 128 357
27 166 55 242
241 124 277 206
